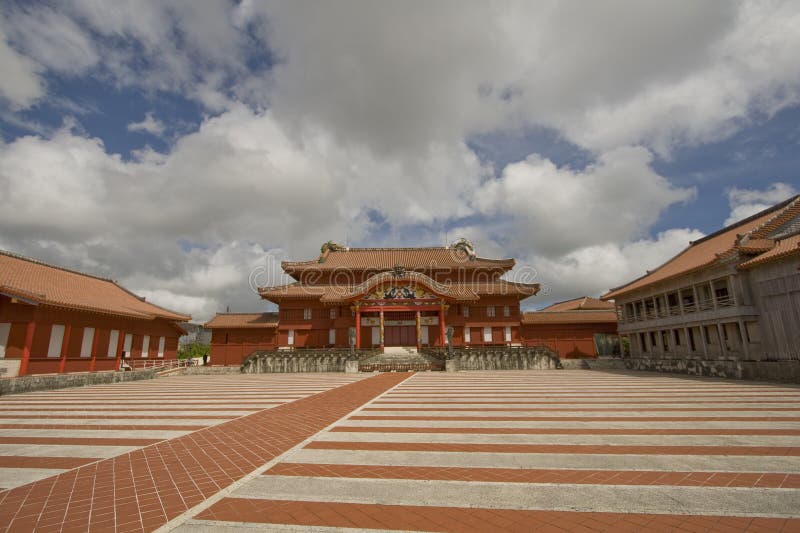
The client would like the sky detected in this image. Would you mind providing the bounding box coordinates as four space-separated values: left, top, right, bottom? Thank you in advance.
1 0 799 322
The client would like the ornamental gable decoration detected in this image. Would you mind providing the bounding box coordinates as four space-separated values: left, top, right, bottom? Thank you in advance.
365 284 435 300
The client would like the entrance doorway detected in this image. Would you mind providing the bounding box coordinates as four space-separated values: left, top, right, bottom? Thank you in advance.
384 325 416 346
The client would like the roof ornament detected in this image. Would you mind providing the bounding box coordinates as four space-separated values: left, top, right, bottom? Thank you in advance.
319 241 345 262
391 263 405 278
451 238 476 261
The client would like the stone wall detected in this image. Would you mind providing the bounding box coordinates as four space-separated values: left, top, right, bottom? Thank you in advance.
164 366 241 376
621 357 800 383
424 347 561 371
0 368 159 396
241 349 373 373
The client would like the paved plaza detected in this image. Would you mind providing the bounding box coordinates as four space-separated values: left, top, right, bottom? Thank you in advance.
0 371 798 532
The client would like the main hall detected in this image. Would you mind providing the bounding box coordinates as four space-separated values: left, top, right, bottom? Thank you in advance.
262 239 536 351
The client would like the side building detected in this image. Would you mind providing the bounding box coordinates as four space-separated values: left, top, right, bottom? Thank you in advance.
603 195 800 381
0 250 191 376
521 297 619 358
204 313 278 366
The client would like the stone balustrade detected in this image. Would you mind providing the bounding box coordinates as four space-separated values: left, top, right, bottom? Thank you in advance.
421 346 562 371
241 349 379 373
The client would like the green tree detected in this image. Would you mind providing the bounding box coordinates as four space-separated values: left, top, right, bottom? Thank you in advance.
178 342 210 362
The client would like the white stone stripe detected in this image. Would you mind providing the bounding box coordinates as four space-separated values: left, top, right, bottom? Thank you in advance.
313 431 800 447
337 419 800 429
355 409 800 417
287 448 800 473
0 411 257 416
0 444 139 457
0 468 68 490
0 429 190 439
232 476 800 518
0 418 229 426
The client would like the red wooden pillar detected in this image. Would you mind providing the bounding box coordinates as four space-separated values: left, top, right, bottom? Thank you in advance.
58 324 72 373
379 309 384 352
115 330 125 371
439 306 446 347
355 307 361 349
19 320 36 377
89 328 100 372
415 310 421 351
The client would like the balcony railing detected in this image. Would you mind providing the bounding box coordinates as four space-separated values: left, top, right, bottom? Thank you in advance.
716 295 735 308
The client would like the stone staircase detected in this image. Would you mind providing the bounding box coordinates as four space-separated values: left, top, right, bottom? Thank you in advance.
359 347 444 372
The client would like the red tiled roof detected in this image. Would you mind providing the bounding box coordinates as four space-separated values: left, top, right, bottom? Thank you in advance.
259 277 538 304
738 234 800 269
603 196 799 300
0 250 190 321
541 296 614 312
521 310 617 325
282 247 515 275
204 313 279 329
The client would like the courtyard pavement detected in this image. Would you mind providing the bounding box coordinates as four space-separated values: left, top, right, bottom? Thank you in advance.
0 370 798 532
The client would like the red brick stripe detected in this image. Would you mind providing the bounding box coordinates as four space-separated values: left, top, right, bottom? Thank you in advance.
330 426 800 436
0 457 100 470
305 441 800 456
352 415 800 422
264 463 800 488
0 372 410 533
196 498 800 532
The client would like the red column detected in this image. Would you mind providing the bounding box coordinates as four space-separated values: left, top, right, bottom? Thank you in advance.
58 324 72 373
355 308 361 349
439 307 446 347
416 310 421 351
89 328 100 372
19 320 36 377
379 309 384 352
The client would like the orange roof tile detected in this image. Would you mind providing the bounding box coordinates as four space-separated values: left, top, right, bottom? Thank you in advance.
282 247 515 275
204 313 279 329
521 310 617 324
541 296 614 312
0 250 190 321
603 196 799 300
259 276 538 304
738 234 800 269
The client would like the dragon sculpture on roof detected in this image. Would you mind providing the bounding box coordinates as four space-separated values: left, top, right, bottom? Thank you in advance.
450 238 476 261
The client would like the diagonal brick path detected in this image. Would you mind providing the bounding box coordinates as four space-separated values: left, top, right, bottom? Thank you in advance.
0 372 410 533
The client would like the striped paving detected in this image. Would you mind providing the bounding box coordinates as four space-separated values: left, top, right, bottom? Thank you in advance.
0 373 365 491
184 371 800 532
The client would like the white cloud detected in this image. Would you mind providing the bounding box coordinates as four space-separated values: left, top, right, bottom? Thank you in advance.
127 112 166 136
522 228 705 306
725 182 798 226
475 146 696 256
2 1 800 319
0 25 43 108
5 6 99 75
0 107 486 320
